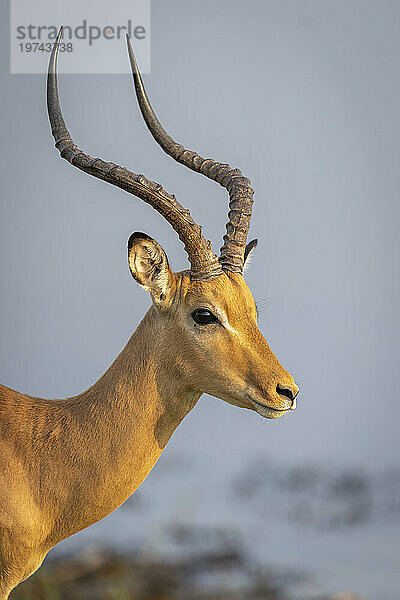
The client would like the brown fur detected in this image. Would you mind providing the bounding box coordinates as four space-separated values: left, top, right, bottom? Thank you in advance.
0 264 297 598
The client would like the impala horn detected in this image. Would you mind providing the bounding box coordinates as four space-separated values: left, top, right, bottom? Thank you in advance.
47 27 222 281
126 35 255 274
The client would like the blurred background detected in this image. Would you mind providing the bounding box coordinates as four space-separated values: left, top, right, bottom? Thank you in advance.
1 1 399 598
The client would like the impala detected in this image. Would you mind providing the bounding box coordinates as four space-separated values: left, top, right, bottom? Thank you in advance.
0 28 299 598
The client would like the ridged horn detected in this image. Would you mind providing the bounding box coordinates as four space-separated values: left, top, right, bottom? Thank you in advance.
47 27 222 281
126 35 254 274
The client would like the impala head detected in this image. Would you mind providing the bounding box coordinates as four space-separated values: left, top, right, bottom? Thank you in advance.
127 234 298 418
47 28 299 419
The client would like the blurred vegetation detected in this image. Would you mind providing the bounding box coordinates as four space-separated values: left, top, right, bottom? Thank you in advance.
11 546 284 600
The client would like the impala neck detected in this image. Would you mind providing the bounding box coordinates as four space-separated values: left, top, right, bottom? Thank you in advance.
47 306 200 543
77 305 199 448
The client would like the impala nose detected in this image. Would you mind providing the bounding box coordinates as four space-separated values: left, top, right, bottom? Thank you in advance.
276 383 299 409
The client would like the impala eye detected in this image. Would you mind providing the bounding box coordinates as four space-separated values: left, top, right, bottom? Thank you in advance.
191 308 219 325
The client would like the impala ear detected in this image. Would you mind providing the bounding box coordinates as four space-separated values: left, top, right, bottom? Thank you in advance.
128 232 176 306
243 238 258 271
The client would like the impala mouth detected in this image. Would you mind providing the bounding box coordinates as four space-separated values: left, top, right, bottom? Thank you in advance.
248 395 290 419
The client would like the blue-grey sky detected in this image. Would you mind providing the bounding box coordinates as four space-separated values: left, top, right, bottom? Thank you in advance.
0 0 399 471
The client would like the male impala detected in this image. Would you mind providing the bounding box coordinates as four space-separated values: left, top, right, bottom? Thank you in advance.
0 29 298 598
